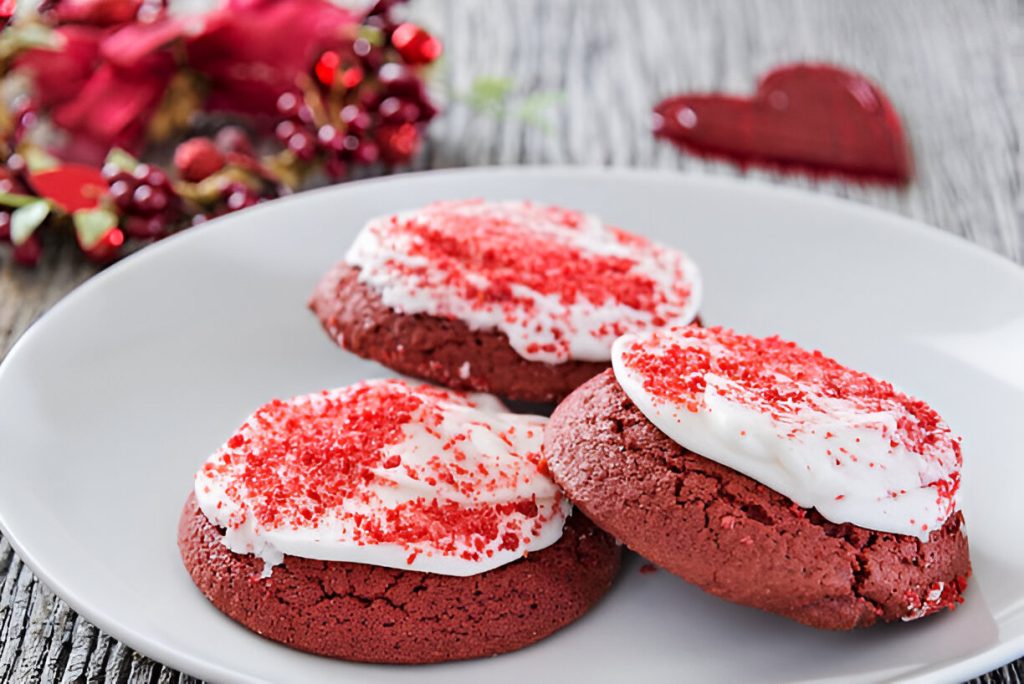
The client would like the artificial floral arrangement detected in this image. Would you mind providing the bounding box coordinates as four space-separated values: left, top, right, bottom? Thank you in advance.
0 0 441 265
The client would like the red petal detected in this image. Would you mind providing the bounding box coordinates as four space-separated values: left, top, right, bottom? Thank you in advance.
54 0 141 26
52 54 175 161
186 0 359 116
100 13 215 66
29 165 110 212
14 26 107 109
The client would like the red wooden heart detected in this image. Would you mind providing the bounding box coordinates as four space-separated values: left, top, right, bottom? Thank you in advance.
653 64 912 184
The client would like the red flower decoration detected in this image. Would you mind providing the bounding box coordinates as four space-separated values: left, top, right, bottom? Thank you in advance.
16 24 175 163
186 0 359 116
55 53 176 162
2 0 443 267
16 0 362 160
15 25 107 109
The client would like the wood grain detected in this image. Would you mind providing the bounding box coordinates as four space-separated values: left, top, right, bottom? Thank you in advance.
1 0 1022 681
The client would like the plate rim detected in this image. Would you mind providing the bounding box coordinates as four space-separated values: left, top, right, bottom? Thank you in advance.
1 165 1022 683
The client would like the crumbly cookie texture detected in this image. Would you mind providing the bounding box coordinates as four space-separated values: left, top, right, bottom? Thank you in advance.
543 370 970 630
309 262 610 402
178 494 621 663
343 200 702 364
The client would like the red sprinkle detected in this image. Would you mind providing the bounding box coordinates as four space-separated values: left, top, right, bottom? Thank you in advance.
903 574 969 620
359 201 697 360
200 380 557 561
619 326 961 516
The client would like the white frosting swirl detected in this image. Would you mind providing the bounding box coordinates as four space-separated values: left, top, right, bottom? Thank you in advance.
345 200 701 364
612 326 961 540
194 379 568 576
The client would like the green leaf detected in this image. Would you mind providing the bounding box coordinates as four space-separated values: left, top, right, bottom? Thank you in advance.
21 146 59 173
357 25 385 47
177 166 262 205
0 191 42 208
10 200 50 246
104 148 139 173
72 208 118 250
0 23 61 60
464 76 514 114
460 77 562 132
515 91 564 131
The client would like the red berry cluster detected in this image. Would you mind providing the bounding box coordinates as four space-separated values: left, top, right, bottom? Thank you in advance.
0 164 44 266
272 2 440 179
103 163 180 240
1 96 59 265
1 0 441 267
173 128 283 225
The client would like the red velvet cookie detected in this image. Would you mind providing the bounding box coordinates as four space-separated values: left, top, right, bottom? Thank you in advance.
179 494 620 663
310 200 702 403
544 327 971 630
180 379 621 662
310 262 609 403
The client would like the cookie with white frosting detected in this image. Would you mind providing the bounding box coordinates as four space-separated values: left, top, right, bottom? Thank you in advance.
543 326 970 629
179 379 620 662
309 200 702 402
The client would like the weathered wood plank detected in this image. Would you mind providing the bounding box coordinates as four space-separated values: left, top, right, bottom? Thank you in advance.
1 0 1021 681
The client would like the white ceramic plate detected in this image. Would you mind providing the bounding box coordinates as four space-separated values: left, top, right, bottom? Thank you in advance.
1 168 1022 683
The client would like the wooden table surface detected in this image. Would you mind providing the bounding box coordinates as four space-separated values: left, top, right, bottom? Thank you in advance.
1 0 1022 681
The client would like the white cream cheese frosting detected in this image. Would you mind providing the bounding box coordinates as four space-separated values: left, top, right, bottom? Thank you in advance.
194 379 568 577
611 326 961 540
345 200 702 364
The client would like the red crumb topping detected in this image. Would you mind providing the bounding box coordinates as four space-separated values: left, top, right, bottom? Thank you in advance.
200 380 557 561
361 200 696 359
903 574 969 620
618 326 962 519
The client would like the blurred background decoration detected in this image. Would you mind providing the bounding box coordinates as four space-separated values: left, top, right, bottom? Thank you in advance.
652 63 913 185
0 0 930 270
0 0 441 266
